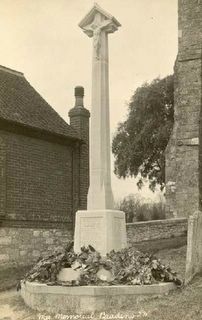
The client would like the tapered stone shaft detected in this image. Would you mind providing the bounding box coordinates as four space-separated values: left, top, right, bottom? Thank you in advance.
79 3 121 210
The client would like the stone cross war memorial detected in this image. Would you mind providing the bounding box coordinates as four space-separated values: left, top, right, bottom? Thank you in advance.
74 3 127 256
0 0 202 317
20 3 182 315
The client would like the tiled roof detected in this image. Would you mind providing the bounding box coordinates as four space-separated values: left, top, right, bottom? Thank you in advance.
0 65 79 140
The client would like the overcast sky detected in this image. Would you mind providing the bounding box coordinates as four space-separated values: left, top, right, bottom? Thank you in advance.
0 0 178 201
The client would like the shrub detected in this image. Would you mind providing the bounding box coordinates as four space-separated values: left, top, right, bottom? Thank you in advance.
115 194 141 223
116 193 166 222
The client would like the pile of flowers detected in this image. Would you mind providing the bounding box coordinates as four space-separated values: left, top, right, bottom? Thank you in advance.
21 241 182 287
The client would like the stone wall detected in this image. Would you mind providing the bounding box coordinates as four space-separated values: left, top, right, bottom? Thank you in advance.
0 219 187 268
0 218 187 283
0 227 73 268
165 0 202 218
185 211 202 284
126 218 187 246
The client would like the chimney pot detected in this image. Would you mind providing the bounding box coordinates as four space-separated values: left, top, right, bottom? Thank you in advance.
75 86 84 97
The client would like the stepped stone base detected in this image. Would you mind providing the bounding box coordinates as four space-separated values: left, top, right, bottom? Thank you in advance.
21 281 176 314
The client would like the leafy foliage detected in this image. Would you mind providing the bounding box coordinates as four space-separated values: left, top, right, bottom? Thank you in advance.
116 194 166 222
115 194 141 222
112 75 174 190
21 241 181 287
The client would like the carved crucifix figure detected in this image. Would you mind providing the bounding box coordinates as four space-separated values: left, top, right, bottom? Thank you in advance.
84 18 113 59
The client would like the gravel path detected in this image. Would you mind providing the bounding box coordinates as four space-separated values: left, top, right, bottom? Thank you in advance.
0 289 37 320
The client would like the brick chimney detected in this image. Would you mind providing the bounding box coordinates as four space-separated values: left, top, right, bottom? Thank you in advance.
69 86 90 210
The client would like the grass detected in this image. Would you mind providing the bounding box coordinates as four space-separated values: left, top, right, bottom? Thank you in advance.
155 245 187 279
0 265 32 292
0 245 202 320
133 235 187 256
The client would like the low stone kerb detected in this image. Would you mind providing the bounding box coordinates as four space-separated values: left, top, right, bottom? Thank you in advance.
21 281 176 314
22 281 175 295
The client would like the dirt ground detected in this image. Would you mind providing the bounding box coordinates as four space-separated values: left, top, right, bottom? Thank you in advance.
0 246 201 320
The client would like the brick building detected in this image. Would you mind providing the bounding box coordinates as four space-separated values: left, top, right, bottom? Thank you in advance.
0 65 90 269
165 0 202 217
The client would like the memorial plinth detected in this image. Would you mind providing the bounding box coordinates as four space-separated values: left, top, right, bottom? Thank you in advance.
74 210 127 255
74 4 127 255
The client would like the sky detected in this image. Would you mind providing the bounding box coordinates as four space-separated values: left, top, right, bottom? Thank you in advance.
0 0 178 201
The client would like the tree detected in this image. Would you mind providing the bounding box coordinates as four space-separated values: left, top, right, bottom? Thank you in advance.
115 193 166 222
112 75 174 191
115 194 141 223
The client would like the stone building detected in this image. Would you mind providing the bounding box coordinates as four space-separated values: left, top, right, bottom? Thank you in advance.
166 0 202 218
0 65 90 268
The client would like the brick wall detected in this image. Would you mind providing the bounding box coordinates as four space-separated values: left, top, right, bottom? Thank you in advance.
0 135 6 217
0 130 75 224
165 0 202 217
0 227 73 268
126 218 187 246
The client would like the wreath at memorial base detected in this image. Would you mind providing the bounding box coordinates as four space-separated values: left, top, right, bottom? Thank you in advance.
20 241 182 288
